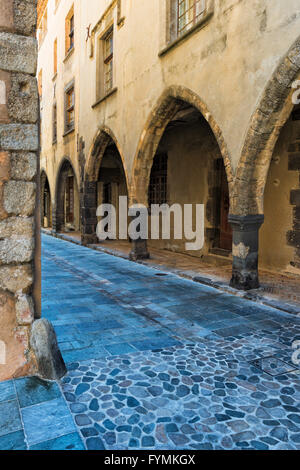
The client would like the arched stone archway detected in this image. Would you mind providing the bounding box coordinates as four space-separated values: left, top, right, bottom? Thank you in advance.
40 170 52 229
131 85 233 206
129 85 233 261
229 37 300 290
233 37 300 216
81 127 129 245
53 159 80 233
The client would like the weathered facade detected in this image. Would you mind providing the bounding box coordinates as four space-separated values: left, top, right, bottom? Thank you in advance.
38 0 300 291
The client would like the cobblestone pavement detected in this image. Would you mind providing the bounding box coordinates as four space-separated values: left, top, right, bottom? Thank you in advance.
0 234 299 450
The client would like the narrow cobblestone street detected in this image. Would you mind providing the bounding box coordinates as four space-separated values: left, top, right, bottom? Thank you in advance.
0 234 300 450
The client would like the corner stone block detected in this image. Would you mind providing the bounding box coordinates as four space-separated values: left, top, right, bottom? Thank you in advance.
0 0 14 33
0 150 10 180
0 70 11 123
16 293 34 325
0 124 38 151
10 152 37 181
12 0 38 37
30 319 67 381
3 181 36 216
0 292 32 382
8 73 38 123
0 236 34 265
0 32 37 74
0 264 33 293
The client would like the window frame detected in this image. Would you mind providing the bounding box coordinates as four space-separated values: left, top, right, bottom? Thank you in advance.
103 28 114 95
69 14 75 51
148 154 168 207
52 102 57 143
65 5 75 56
163 0 214 53
177 0 206 37
64 80 75 135
53 38 58 76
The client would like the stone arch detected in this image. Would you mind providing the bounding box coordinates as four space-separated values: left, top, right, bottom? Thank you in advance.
40 169 52 228
81 126 129 245
85 125 129 187
54 158 80 232
131 85 233 206
233 36 300 216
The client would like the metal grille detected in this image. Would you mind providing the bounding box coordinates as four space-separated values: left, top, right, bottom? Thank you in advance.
177 0 205 36
149 154 168 206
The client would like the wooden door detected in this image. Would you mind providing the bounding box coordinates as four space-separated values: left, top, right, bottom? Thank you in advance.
219 165 232 251
66 176 74 224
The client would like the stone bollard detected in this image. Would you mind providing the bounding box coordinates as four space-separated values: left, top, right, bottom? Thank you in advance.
30 319 67 380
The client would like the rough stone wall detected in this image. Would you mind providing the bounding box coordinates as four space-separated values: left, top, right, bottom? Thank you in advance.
0 0 39 381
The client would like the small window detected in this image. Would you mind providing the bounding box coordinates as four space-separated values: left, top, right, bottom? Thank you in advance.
69 15 74 50
53 103 57 143
38 8 48 45
53 38 58 76
177 0 205 36
103 30 114 94
64 83 75 133
149 154 168 206
65 6 75 54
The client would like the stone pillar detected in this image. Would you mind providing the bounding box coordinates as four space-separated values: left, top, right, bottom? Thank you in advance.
0 0 65 381
0 0 39 380
80 180 98 245
229 215 264 291
129 238 150 261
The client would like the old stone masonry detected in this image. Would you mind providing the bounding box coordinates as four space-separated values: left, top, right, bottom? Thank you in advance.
0 0 40 381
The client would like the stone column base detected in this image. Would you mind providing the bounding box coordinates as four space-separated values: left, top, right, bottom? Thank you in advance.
229 214 264 291
129 239 150 261
81 233 98 246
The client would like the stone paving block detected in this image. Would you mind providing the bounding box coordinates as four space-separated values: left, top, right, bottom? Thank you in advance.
29 432 85 451
15 376 61 408
0 430 26 450
0 400 22 437
0 381 15 403
105 343 137 356
21 397 76 447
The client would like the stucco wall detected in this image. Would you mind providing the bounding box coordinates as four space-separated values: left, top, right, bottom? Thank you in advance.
38 0 300 275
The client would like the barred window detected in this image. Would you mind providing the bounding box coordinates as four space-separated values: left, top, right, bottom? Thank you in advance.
66 175 74 224
177 0 205 36
149 154 168 206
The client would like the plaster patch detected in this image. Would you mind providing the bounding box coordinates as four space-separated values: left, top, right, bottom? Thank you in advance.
232 242 250 259
0 80 6 105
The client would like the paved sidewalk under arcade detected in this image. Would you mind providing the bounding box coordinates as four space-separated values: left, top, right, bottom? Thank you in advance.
0 234 299 450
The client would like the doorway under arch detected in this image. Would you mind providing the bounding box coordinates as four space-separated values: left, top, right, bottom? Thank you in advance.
54 159 80 233
40 170 52 229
